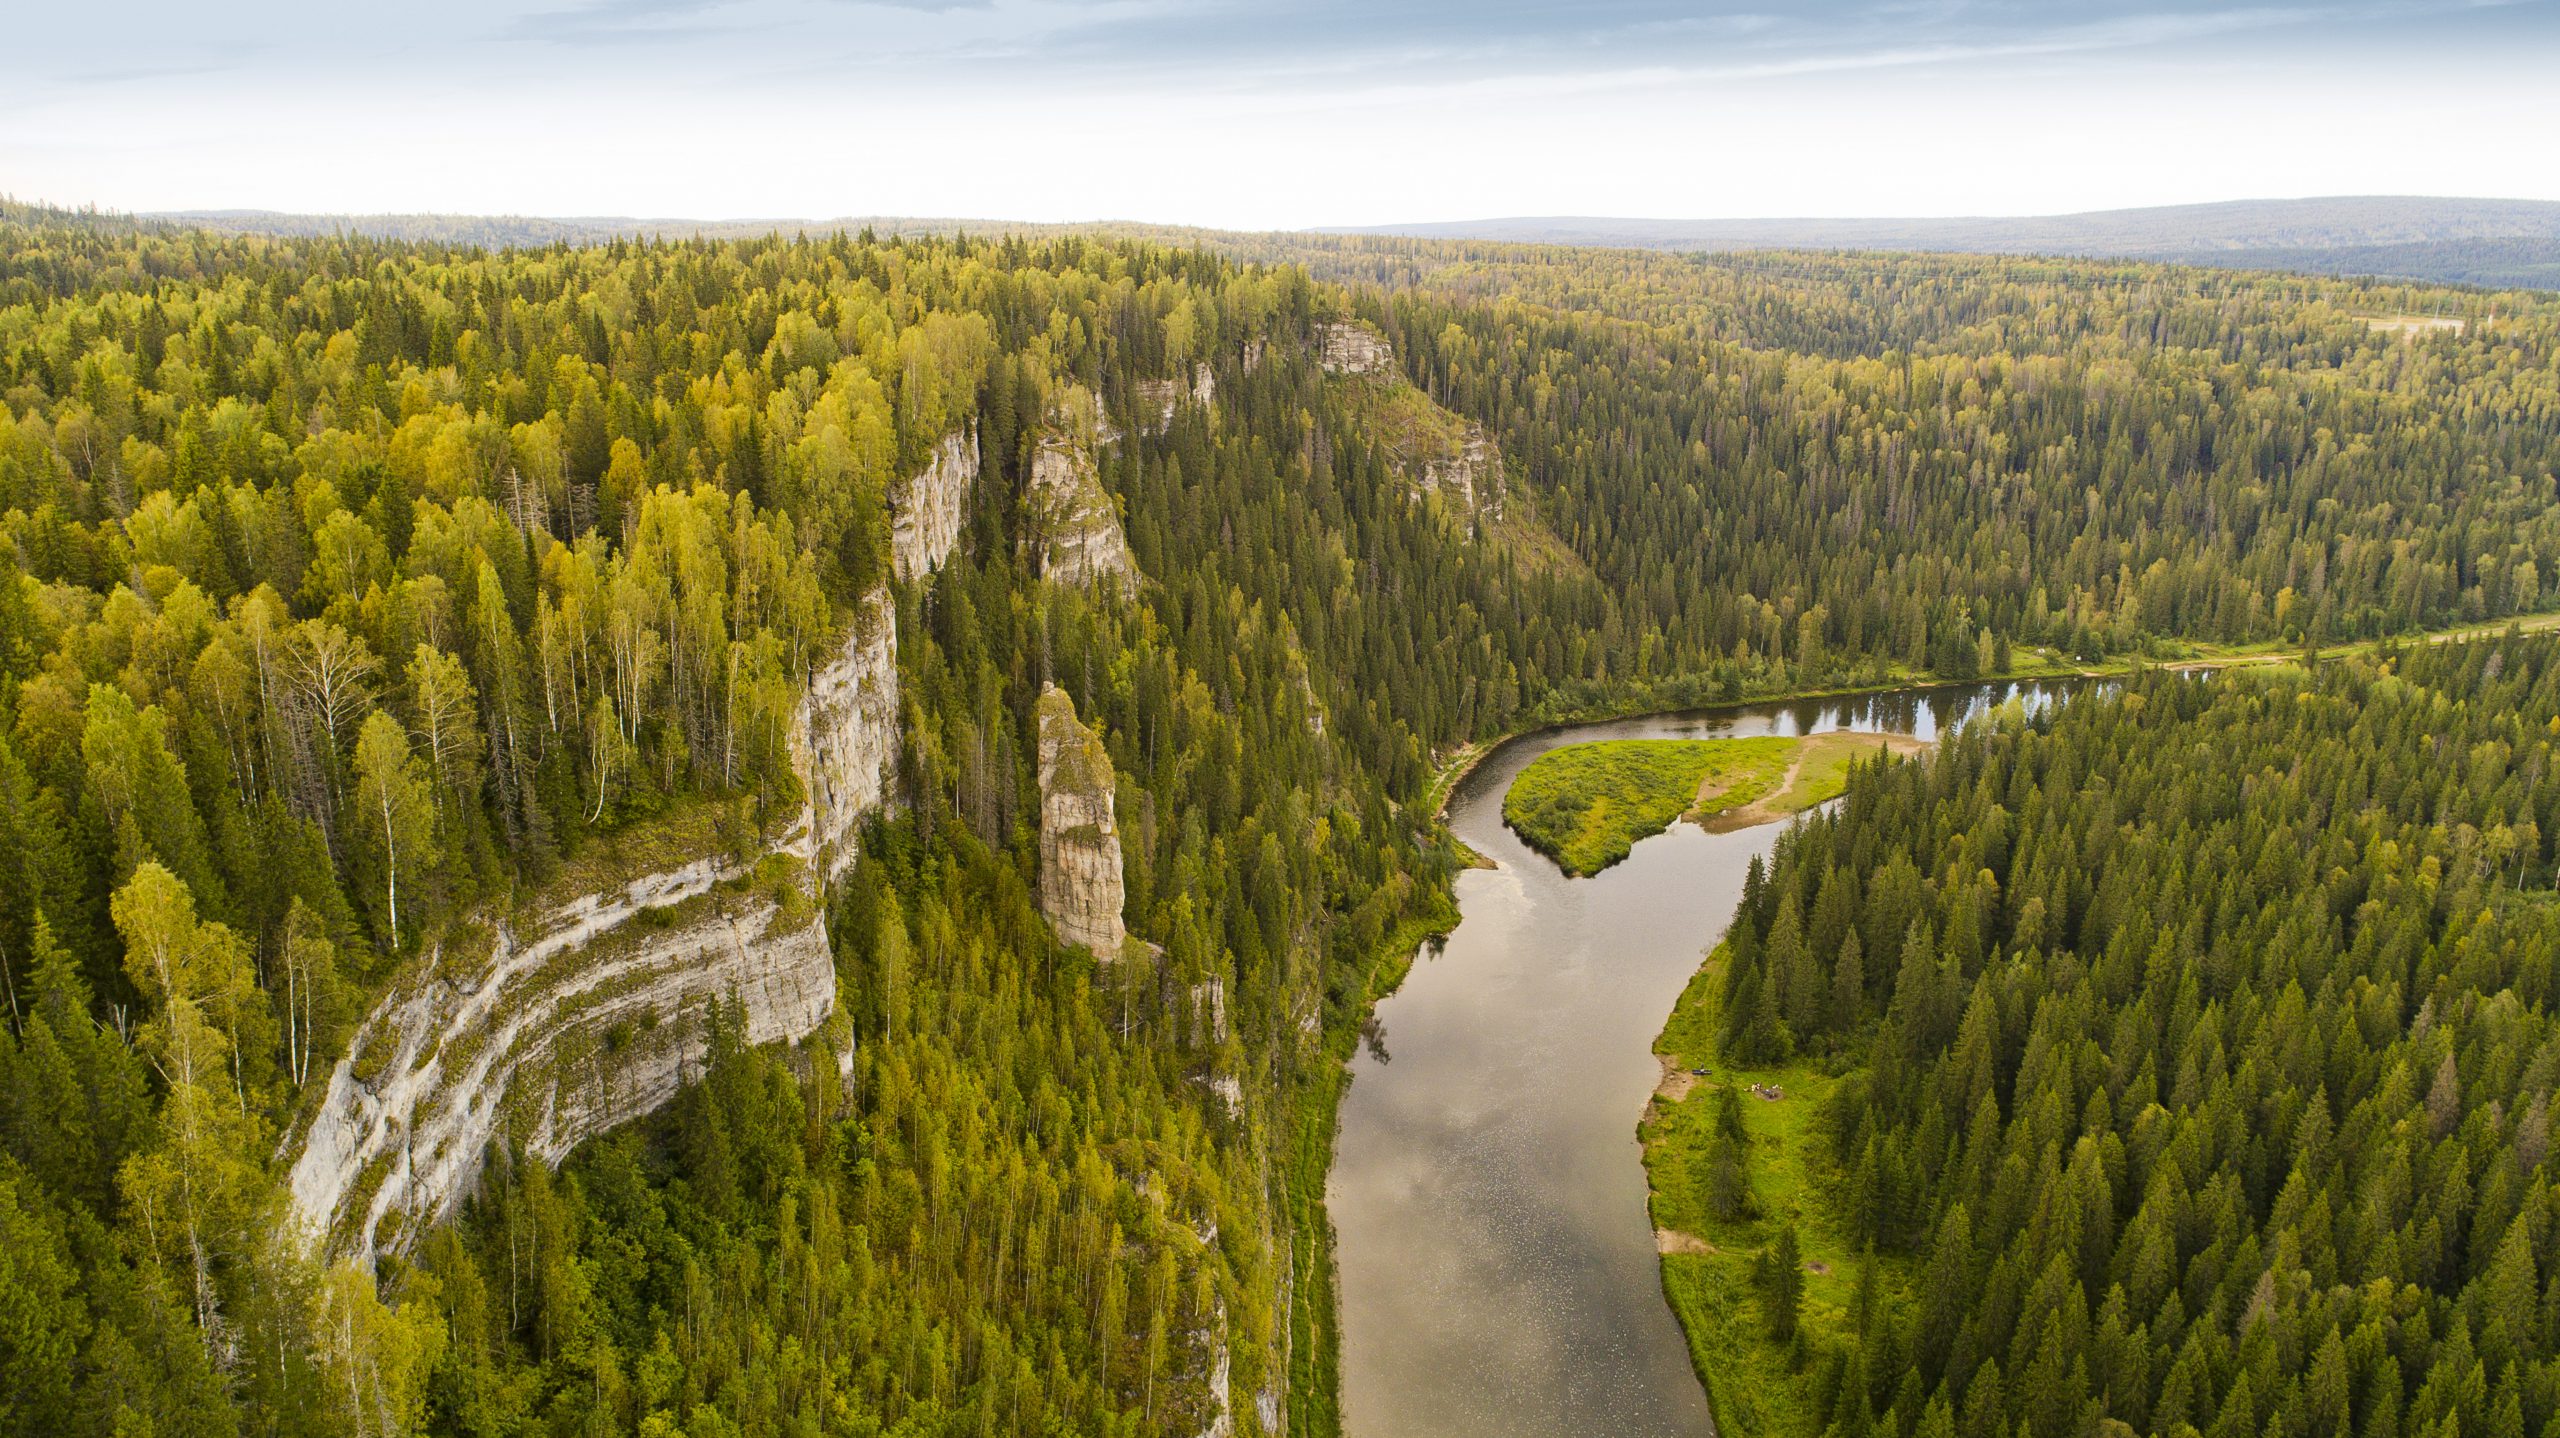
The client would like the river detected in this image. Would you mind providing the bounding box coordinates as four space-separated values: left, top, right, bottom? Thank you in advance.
1326 679 2083 1438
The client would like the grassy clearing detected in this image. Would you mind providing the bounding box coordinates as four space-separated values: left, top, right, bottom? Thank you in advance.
1504 732 1919 875
1699 731 1927 833
1644 951 1910 1437
1503 737 1795 875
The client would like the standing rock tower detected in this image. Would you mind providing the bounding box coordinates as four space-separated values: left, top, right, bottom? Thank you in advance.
1035 684 1128 959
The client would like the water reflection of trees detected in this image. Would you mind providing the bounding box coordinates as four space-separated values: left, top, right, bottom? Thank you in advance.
1361 1015 1391 1065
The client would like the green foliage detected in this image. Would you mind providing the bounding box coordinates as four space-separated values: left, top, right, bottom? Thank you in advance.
1505 737 1795 874
1649 950 1898 1438
3 198 2559 1437
1755 1226 1804 1344
1656 636 2560 1438
0 212 1480 1436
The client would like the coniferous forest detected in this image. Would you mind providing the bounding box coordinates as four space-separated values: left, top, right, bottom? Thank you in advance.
1697 637 2560 1438
0 199 2557 1436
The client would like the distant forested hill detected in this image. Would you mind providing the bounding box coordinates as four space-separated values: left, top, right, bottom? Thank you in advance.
149 209 1046 248
122 195 2560 288
1336 196 2560 289
2183 238 2560 291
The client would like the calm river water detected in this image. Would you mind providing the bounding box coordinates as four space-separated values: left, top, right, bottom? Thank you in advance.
1327 680 2082 1438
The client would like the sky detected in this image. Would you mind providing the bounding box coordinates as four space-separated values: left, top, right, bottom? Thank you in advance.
5 0 2556 229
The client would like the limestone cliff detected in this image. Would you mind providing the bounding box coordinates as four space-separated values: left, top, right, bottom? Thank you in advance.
890 428 978 581
1135 363 1216 431
1317 320 1394 376
1036 684 1127 959
1419 428 1505 522
286 590 901 1258
788 587 900 883
1316 319 1508 531
287 863 833 1258
1027 389 1140 593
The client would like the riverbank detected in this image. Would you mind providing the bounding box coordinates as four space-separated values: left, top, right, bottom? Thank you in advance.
1419 607 2560 824
1328 683 2084 1436
1644 950 1911 1438
1284 887 1465 1436
1499 731 1922 877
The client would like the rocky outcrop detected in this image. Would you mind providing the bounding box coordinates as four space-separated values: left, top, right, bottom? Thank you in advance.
1316 320 1507 532
1036 684 1127 959
1027 391 1140 593
1135 364 1216 430
287 590 901 1258
1317 321 1394 376
891 428 977 581
1198 1298 1234 1438
789 587 900 882
286 861 832 1258
1420 428 1506 523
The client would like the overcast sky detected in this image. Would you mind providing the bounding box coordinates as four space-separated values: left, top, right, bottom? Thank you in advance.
5 0 2555 228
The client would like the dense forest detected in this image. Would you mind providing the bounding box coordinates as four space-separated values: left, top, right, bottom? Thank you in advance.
1258 236 2560 705
1696 636 2560 1437
1 198 2558 1436
0 212 1534 1434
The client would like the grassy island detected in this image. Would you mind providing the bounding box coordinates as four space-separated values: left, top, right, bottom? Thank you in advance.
1502 731 1921 876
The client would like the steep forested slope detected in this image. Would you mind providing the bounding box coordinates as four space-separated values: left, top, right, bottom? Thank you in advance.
0 219 1542 1434
1241 238 2560 707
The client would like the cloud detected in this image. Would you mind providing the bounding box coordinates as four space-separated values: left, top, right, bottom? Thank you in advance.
3 0 2551 224
504 0 758 44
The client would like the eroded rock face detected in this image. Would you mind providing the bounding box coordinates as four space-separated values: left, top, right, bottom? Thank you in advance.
1036 684 1127 959
1135 364 1217 431
790 587 901 882
1027 392 1140 593
1421 428 1506 523
1198 1298 1234 1438
287 589 901 1258
286 864 831 1258
891 428 978 581
1316 320 1506 532
1317 321 1394 376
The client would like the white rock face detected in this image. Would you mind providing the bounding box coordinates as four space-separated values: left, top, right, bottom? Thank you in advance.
286 864 831 1258
890 428 977 582
1421 428 1506 523
1315 320 1505 531
1036 684 1127 959
1198 1298 1234 1438
1135 364 1217 430
1317 321 1394 376
286 588 902 1259
789 587 901 882
1027 397 1140 593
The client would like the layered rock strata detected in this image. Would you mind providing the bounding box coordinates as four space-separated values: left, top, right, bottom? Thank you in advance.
789 587 900 882
287 589 900 1257
1316 321 1394 376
